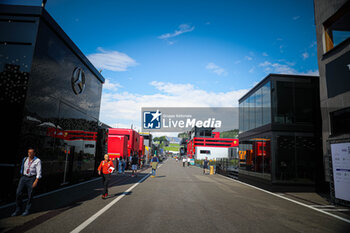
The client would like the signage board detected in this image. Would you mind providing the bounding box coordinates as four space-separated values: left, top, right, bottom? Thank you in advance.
331 142 350 202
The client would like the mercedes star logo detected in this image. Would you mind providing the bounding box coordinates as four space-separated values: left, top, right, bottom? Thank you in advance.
71 67 86 95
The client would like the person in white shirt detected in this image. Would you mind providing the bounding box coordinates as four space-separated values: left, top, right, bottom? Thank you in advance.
182 157 186 167
12 148 42 216
187 157 191 166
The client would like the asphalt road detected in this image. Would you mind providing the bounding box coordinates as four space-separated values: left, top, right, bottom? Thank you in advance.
2 159 350 233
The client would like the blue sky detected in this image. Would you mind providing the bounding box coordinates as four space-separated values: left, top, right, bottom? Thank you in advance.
42 0 318 130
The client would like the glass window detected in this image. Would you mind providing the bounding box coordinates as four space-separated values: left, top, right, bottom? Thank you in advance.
243 100 248 132
274 81 294 124
247 98 251 131
332 30 350 46
294 82 314 124
251 93 256 130
275 135 317 183
253 141 263 173
295 136 316 183
324 4 350 52
239 102 243 134
330 107 350 136
247 95 254 130
245 100 248 132
263 139 271 174
239 82 271 133
205 130 211 136
272 80 317 125
200 150 210 154
262 82 271 125
256 88 263 128
239 140 252 171
276 136 296 182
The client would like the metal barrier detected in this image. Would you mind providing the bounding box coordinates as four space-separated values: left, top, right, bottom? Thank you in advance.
215 158 239 178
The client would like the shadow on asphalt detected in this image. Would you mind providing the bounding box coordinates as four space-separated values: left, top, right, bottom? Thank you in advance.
104 191 132 200
216 172 332 205
0 172 152 233
0 162 171 233
0 173 149 221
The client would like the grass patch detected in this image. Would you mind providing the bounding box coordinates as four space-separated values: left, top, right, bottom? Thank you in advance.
164 143 180 152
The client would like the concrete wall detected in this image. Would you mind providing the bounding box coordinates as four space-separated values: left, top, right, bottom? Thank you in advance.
314 0 350 181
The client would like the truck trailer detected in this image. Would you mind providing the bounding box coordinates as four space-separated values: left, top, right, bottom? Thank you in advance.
108 128 140 158
107 135 128 160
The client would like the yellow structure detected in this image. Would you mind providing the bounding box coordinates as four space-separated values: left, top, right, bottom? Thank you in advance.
210 165 214 175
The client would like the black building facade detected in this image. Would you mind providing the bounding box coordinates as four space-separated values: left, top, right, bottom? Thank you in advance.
0 4 105 203
238 74 323 185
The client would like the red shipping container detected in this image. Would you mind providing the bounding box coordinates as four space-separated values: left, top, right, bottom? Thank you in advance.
108 128 139 157
134 132 140 155
139 136 144 156
107 135 128 160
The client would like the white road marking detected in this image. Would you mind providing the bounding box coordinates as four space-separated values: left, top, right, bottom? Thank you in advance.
310 205 335 208
70 162 166 233
323 209 350 212
1 161 167 210
220 175 350 224
70 173 151 233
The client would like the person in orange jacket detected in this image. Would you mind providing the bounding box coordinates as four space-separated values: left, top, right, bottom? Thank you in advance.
98 154 115 199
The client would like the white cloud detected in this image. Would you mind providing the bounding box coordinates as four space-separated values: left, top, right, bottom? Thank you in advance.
245 56 253 61
310 41 317 48
103 79 122 91
307 70 319 76
279 45 284 53
259 60 319 76
158 24 195 40
259 61 297 74
205 62 228 76
292 16 300 20
150 81 194 94
299 70 319 76
99 81 248 128
252 81 260 87
302 52 309 60
87 47 137 72
249 66 255 73
262 52 268 57
259 61 272 67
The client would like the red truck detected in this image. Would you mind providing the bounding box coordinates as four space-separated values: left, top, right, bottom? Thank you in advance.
107 135 128 160
139 136 144 156
108 128 140 158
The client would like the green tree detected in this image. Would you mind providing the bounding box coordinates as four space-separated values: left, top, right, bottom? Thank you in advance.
153 136 169 148
178 132 189 139
220 129 239 138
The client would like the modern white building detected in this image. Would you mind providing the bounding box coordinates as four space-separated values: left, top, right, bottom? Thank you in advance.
195 146 237 160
